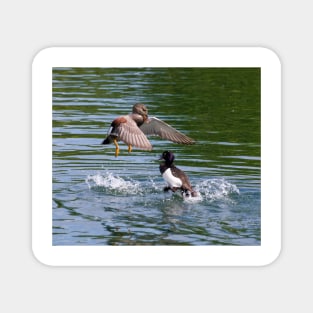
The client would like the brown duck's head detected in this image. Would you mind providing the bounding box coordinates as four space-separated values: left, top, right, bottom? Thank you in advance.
132 103 148 117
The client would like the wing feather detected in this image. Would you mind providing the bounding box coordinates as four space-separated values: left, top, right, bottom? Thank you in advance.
116 115 152 150
139 117 195 144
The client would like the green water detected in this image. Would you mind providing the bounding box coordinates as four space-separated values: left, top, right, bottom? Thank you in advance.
53 67 260 245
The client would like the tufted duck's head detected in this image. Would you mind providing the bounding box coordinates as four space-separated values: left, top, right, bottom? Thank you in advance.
159 151 175 165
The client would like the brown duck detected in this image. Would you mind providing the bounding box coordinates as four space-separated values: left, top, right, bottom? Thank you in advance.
102 103 195 157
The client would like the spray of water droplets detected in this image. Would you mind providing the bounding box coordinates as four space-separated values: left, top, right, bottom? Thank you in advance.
86 172 239 202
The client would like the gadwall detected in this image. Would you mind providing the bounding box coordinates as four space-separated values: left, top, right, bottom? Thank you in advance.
102 103 194 157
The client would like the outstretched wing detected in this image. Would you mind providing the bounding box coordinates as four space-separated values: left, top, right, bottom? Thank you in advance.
115 116 153 150
139 117 195 144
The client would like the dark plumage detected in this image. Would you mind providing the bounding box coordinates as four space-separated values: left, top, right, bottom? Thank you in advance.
102 103 195 157
159 151 198 198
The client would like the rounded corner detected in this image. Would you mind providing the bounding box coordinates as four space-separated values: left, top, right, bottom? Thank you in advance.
260 245 282 267
31 245 55 267
32 46 55 68
258 46 282 67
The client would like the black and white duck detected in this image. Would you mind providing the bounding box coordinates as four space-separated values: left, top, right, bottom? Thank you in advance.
159 151 198 198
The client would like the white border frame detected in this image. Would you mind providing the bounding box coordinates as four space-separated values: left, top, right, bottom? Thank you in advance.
32 47 281 266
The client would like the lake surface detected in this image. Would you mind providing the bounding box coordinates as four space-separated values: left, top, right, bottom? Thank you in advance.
52 67 261 245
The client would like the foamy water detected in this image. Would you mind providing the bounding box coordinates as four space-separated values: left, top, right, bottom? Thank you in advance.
86 171 240 203
86 172 143 195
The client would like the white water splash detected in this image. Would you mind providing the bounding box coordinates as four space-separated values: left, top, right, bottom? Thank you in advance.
195 178 240 201
183 192 203 203
86 173 239 201
86 172 142 195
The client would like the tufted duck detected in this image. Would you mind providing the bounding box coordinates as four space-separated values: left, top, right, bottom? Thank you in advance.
159 151 198 198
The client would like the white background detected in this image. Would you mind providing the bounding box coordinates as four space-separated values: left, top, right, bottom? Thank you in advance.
33 47 281 267
1 0 311 312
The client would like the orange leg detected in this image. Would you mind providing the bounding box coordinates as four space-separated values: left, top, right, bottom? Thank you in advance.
128 144 132 153
113 139 120 157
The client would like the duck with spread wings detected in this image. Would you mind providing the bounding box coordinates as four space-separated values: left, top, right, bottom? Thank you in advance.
101 103 195 157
